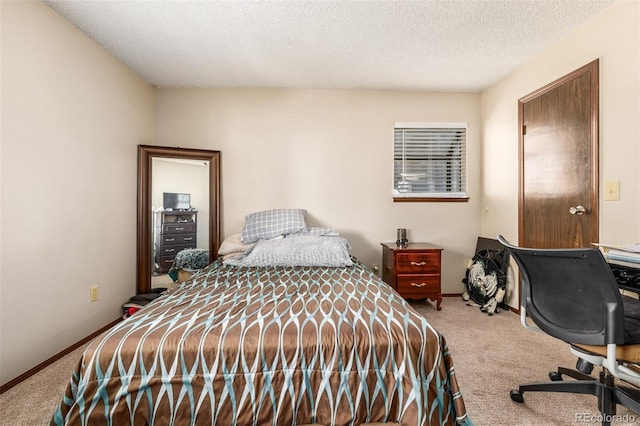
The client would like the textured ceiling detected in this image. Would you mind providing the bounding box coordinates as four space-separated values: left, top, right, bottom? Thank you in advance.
44 0 614 92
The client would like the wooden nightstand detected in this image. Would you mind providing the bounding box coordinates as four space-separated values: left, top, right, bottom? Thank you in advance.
381 242 443 310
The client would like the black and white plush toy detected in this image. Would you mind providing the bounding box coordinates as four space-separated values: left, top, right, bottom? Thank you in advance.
462 248 508 315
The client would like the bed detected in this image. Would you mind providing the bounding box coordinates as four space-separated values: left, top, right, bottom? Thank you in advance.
51 209 471 425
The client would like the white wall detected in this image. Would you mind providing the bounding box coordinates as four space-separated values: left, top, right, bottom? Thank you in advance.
0 1 154 384
154 88 482 294
481 0 640 307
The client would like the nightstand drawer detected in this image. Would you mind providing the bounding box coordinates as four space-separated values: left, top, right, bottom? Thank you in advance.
396 275 440 294
396 253 440 274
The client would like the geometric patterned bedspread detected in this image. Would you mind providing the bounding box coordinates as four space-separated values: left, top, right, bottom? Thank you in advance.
51 258 472 425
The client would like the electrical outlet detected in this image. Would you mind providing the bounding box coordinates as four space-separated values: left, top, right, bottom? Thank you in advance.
90 285 99 302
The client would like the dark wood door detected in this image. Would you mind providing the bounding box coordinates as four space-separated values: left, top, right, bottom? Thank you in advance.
519 60 599 249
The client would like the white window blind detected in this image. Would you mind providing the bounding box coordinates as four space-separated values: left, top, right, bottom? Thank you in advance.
393 122 467 198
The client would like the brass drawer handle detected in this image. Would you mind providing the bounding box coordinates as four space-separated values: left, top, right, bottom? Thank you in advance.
411 261 426 266
165 238 175 242
175 227 185 231
184 237 193 241
411 282 427 287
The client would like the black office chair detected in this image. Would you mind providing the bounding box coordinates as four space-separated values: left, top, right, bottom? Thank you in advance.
497 235 640 423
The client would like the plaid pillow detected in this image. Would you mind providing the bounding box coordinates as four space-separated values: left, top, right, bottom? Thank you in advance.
241 209 307 243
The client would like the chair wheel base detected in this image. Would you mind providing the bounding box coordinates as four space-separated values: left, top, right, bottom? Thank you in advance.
510 389 524 403
549 371 563 381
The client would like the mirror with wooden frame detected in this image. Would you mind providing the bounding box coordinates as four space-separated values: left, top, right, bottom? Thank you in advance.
137 145 221 294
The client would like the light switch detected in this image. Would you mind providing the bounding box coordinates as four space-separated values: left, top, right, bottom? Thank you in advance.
604 180 620 201
90 285 99 302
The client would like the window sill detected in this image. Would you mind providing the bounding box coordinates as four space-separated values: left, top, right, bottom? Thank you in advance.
393 196 470 203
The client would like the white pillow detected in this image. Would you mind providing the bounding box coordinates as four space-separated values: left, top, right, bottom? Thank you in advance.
218 233 254 257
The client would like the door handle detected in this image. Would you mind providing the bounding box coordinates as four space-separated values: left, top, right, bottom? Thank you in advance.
569 205 587 215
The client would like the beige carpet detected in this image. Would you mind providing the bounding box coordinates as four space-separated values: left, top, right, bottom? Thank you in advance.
412 298 636 426
0 344 87 426
0 297 637 425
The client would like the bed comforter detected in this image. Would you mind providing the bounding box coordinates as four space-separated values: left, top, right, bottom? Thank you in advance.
52 258 471 425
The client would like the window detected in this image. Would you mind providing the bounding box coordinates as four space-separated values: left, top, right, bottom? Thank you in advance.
393 122 468 201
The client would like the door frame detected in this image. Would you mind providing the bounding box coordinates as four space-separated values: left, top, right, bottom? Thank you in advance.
517 59 600 248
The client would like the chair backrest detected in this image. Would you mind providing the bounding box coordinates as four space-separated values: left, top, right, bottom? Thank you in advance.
497 235 625 346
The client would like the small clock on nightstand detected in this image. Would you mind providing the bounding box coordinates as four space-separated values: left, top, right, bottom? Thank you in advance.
381 242 443 310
